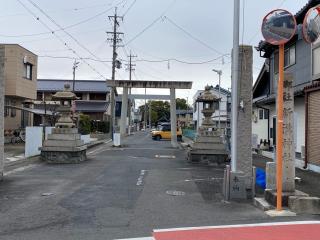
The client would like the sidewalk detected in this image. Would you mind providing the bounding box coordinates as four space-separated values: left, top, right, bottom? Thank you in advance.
253 153 320 198
181 137 320 198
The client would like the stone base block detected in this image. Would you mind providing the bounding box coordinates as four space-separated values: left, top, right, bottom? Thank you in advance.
41 150 87 164
265 209 296 217
264 189 309 207
229 171 253 200
187 152 228 165
47 134 81 141
43 139 84 147
52 128 78 134
253 197 273 211
289 196 320 214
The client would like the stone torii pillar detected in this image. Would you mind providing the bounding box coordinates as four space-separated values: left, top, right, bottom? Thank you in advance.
120 87 128 136
170 87 178 148
0 46 4 180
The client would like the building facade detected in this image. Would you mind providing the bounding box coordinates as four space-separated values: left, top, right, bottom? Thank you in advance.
1 44 38 131
176 109 193 128
36 79 110 125
253 0 320 172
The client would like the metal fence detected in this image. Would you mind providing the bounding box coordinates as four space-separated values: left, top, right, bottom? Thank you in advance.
182 129 196 140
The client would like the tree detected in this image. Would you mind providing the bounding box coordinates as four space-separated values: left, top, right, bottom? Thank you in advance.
176 98 191 110
138 99 191 125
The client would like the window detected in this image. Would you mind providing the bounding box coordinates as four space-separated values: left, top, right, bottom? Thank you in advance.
259 109 264 120
11 101 16 117
24 63 32 80
264 109 269 120
313 46 320 76
274 44 296 73
4 98 10 117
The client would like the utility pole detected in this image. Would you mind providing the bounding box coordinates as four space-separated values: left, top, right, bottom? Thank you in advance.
212 69 222 132
125 51 137 135
231 0 240 173
107 7 123 140
72 59 80 92
144 88 147 130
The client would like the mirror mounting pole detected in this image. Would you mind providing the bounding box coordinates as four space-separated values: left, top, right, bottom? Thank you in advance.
276 44 285 211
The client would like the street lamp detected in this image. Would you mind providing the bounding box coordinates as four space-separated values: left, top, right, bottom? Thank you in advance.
212 69 222 131
72 59 80 92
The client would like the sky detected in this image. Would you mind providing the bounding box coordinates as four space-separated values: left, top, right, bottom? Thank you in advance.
1 0 307 106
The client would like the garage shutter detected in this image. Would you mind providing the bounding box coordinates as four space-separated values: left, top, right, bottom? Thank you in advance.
308 91 320 166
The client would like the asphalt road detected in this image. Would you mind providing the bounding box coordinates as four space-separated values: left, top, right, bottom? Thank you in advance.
0 132 319 240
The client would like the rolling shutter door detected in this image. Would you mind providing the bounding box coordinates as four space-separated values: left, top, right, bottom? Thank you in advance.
308 91 320 166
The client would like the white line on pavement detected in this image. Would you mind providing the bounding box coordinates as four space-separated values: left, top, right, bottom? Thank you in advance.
136 170 147 186
114 237 154 240
4 164 37 176
6 154 25 162
153 221 320 233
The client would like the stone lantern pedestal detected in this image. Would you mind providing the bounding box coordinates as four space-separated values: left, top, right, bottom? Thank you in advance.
187 86 228 164
40 84 87 163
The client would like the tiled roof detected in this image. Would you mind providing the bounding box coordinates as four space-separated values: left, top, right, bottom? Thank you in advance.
176 109 193 115
75 100 109 113
37 79 110 93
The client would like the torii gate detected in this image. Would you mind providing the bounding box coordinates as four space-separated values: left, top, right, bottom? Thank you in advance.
107 80 193 148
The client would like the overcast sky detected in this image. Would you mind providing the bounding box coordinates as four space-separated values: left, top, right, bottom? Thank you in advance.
1 0 306 105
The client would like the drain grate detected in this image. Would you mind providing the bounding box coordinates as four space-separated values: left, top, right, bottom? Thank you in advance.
166 190 185 196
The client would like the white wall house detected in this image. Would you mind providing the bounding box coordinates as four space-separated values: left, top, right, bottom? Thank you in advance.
193 85 230 130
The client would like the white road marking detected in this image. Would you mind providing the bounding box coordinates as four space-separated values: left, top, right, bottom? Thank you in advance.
6 154 25 162
115 238 154 240
4 165 37 176
136 170 147 186
153 221 320 233
184 177 224 182
155 155 176 159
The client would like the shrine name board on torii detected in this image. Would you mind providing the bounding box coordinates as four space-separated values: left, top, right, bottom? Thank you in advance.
107 80 193 148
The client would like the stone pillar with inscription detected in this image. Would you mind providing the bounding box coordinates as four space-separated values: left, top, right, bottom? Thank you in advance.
264 73 300 206
282 73 295 192
225 45 254 200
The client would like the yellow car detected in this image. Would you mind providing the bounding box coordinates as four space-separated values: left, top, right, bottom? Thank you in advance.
152 124 183 141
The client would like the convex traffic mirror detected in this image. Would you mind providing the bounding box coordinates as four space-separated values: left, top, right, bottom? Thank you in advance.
303 5 320 43
261 9 297 45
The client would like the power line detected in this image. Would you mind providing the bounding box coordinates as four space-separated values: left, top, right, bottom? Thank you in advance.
27 0 112 71
124 0 177 45
123 0 137 17
38 54 229 65
16 0 106 79
2 0 123 38
163 16 227 56
247 0 288 44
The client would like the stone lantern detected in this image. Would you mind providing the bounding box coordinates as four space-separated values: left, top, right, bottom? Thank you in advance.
40 83 87 164
187 85 228 165
52 83 77 128
197 85 219 128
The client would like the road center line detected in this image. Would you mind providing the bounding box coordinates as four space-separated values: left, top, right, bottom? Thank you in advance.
136 170 147 186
